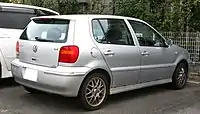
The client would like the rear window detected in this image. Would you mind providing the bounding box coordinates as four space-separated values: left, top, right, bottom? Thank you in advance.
20 18 70 43
0 6 58 30
0 11 35 29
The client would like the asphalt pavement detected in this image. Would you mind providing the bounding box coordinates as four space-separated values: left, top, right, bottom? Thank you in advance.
0 78 200 114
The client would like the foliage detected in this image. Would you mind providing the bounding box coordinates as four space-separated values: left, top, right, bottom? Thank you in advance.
114 0 170 31
24 0 43 7
19 0 105 14
114 0 200 32
25 0 80 14
8 0 104 14
0 0 10 2
189 0 200 31
56 0 80 14
3 0 200 32
85 0 105 14
7 0 80 14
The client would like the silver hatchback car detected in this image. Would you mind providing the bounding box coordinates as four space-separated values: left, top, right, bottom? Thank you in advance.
11 15 191 110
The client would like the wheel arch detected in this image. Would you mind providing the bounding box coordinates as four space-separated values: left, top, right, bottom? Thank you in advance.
78 68 112 95
178 59 188 70
173 59 189 76
171 59 189 89
86 68 111 85
174 53 190 72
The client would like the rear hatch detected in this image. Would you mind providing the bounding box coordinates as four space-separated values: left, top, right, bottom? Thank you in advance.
18 18 72 67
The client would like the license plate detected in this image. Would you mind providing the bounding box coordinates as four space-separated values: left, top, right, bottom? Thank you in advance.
23 68 38 82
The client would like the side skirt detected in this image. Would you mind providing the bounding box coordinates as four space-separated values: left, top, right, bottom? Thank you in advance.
110 79 172 95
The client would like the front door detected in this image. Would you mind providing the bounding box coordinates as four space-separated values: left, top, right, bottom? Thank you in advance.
91 19 141 87
128 20 176 83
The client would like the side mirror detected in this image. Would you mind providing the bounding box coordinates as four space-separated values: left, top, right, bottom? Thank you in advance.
166 39 173 47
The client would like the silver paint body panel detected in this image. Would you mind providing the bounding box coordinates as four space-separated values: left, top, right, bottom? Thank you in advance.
11 15 191 97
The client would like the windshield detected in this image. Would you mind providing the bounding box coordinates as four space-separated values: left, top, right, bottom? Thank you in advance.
20 18 70 43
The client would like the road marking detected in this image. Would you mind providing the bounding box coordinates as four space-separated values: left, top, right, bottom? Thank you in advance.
0 109 8 113
188 80 200 84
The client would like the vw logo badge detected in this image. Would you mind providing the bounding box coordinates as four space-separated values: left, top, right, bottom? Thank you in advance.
33 45 38 53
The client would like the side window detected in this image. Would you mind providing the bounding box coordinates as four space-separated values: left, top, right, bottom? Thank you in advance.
92 19 134 45
0 7 36 29
128 20 166 47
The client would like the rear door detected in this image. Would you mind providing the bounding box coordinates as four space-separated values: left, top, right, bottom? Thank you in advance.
19 18 73 68
91 18 141 87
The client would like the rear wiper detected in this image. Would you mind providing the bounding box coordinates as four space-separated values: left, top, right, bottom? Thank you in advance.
35 37 54 42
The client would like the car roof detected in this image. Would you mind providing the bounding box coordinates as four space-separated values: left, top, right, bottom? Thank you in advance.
31 14 145 22
31 14 164 39
0 2 59 15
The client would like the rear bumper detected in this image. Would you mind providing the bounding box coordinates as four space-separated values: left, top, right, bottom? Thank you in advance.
11 59 90 97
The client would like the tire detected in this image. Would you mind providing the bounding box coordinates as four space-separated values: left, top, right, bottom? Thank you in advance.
78 73 109 111
171 62 188 89
23 86 41 93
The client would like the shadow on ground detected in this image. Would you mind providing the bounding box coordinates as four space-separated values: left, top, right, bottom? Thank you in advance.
0 78 19 89
19 83 178 112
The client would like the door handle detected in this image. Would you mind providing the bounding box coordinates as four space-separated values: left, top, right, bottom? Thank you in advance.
104 50 115 56
141 51 150 56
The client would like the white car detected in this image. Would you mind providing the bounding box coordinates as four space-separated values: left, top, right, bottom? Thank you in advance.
0 3 59 79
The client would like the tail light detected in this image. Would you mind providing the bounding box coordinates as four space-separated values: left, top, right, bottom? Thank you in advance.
16 41 19 58
58 45 79 63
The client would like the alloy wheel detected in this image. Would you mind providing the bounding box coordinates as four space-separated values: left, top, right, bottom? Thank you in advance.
85 77 106 107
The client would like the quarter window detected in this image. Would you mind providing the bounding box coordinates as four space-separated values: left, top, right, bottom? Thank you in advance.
92 19 134 45
128 20 166 47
